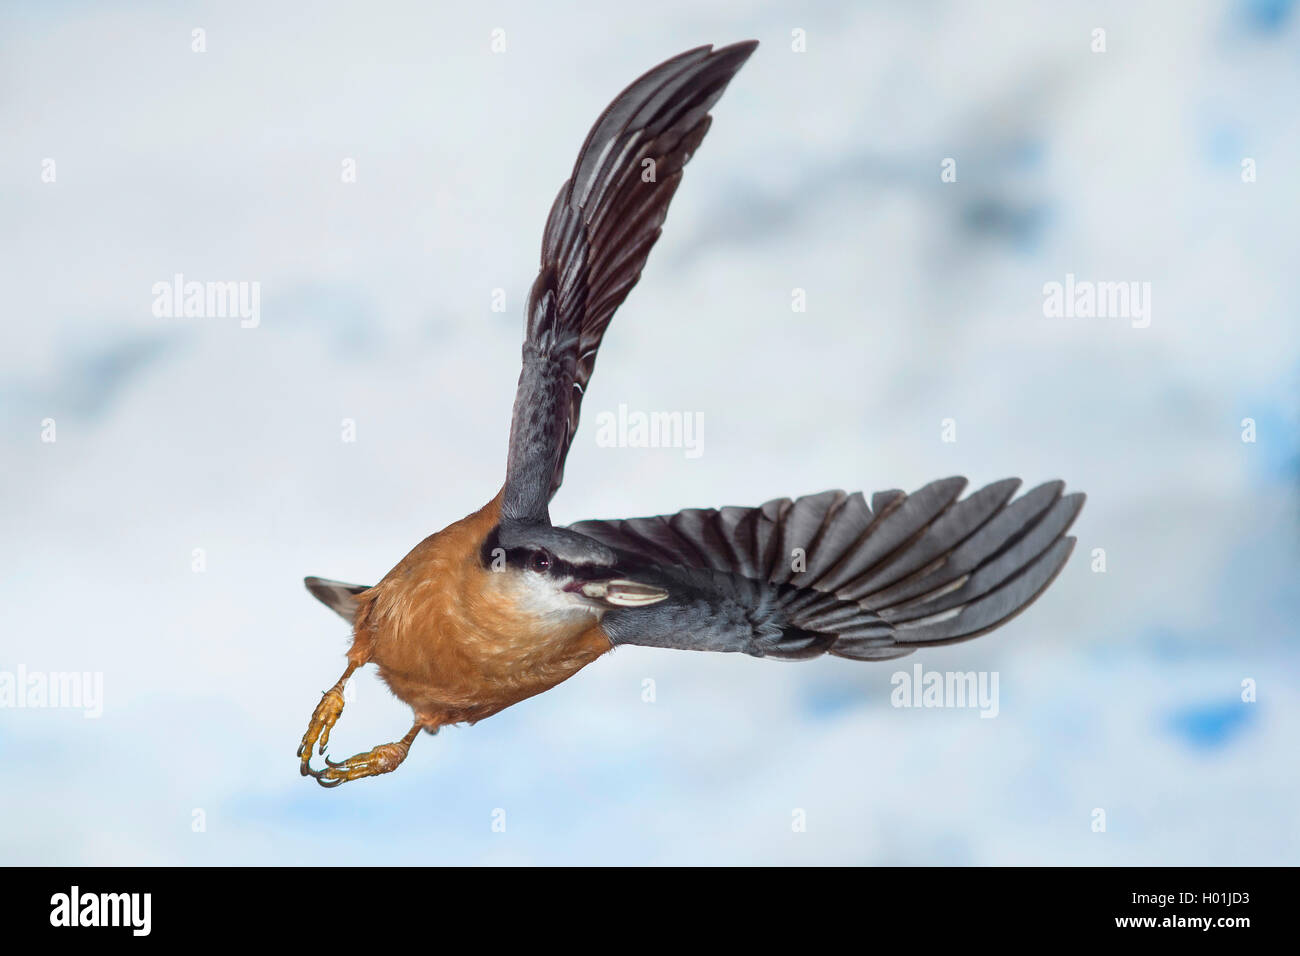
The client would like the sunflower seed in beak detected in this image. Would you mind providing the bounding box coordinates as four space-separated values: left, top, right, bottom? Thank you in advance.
580 579 669 607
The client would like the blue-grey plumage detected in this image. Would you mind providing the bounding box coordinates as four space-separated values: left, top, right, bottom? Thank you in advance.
572 478 1084 661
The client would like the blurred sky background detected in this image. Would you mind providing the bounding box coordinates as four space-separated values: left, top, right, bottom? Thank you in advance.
2 0 1298 865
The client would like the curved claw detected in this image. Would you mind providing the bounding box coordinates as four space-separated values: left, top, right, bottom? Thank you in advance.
299 753 329 778
299 748 357 785
309 768 348 789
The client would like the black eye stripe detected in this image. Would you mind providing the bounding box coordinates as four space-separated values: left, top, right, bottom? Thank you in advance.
510 550 592 579
477 526 612 579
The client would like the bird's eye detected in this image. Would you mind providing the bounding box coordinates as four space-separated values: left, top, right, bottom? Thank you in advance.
527 549 552 573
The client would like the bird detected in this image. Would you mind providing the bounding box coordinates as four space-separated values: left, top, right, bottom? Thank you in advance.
296 40 1085 787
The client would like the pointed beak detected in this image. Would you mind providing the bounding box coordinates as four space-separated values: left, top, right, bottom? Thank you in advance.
578 578 669 608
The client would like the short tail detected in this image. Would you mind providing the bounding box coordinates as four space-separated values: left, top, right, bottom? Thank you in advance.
304 576 370 623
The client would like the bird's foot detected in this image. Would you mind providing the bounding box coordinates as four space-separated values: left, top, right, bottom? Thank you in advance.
297 666 355 778
304 725 420 788
297 686 346 773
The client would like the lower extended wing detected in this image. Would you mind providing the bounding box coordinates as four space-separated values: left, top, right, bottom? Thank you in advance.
569 477 1084 660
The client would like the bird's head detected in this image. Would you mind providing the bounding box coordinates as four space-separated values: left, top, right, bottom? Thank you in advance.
482 521 668 612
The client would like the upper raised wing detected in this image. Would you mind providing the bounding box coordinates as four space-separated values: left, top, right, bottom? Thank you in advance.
569 477 1085 660
501 41 757 524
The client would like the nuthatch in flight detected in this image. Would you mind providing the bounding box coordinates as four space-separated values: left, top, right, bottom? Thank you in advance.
297 40 1084 786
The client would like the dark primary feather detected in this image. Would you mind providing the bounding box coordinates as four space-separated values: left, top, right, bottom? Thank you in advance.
501 41 758 523
569 478 1084 661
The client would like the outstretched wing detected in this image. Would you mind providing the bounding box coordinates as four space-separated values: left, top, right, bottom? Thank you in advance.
502 41 758 524
569 478 1085 660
